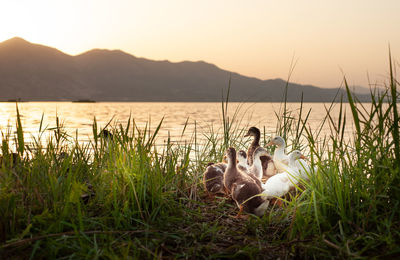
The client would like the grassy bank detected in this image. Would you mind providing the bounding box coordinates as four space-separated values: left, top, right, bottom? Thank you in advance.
1 61 399 259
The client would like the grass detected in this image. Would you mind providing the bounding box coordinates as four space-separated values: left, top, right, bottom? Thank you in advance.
0 57 399 259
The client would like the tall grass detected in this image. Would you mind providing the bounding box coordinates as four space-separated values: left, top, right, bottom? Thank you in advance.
0 113 190 257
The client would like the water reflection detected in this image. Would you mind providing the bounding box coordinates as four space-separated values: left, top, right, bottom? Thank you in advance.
0 102 357 149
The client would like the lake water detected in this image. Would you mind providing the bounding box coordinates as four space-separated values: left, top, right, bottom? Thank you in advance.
0 102 357 148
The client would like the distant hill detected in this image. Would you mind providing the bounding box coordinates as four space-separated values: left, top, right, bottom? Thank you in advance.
0 37 370 102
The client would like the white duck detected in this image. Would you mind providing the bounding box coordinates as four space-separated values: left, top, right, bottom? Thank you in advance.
267 136 290 172
261 150 306 199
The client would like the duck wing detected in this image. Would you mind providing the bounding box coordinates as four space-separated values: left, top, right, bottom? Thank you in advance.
262 172 291 198
232 181 264 214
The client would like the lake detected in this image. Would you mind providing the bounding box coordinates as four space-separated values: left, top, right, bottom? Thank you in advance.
0 102 357 148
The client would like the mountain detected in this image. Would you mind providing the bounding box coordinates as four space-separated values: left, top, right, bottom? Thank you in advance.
0 37 370 102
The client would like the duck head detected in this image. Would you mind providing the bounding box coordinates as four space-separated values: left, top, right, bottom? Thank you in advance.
244 127 260 137
267 136 285 147
289 150 307 161
225 147 237 164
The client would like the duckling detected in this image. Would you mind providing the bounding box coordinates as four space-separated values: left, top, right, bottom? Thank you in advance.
244 127 273 177
267 136 289 171
203 162 227 196
223 147 267 217
223 147 251 193
261 151 306 201
237 150 250 172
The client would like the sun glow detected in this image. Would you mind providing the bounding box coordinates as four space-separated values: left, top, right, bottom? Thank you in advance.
0 1 116 54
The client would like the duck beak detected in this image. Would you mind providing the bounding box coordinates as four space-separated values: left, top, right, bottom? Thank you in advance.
244 132 250 137
300 155 308 160
266 141 274 146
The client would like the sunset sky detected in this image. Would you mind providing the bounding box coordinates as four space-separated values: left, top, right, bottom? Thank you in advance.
1 0 399 88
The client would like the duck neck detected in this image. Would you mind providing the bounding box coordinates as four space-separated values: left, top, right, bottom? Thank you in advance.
252 155 263 179
227 155 237 171
288 155 297 168
274 145 285 158
251 134 260 147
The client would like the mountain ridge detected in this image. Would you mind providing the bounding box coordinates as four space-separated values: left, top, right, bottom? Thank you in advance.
0 37 371 102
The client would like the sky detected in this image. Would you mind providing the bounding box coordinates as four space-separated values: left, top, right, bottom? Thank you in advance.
1 0 399 88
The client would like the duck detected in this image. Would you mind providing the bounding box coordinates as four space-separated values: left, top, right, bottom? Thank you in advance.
100 129 113 141
223 147 254 193
223 147 268 217
267 136 290 171
244 127 275 177
203 162 227 197
100 129 114 152
261 150 306 201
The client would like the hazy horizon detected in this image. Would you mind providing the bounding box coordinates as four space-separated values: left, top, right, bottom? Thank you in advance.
1 0 399 88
